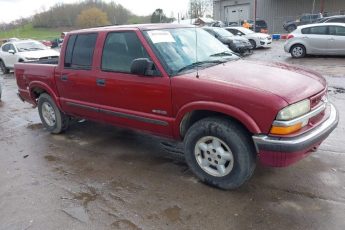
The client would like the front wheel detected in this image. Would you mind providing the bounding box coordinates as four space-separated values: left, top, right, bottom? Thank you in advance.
0 60 10 74
184 117 256 190
38 93 69 134
249 39 257 49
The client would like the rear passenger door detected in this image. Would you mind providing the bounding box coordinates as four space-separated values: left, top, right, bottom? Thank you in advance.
56 33 100 120
329 26 345 55
95 31 173 137
302 26 331 54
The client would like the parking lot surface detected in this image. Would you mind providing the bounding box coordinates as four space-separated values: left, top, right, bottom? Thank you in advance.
0 41 345 230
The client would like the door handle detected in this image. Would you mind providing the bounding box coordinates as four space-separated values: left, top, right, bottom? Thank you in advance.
61 75 68 81
96 78 106 86
302 36 309 39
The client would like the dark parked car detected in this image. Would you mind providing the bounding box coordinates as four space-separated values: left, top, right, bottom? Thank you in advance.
316 15 345 23
242 19 268 33
284 13 323 32
203 27 253 55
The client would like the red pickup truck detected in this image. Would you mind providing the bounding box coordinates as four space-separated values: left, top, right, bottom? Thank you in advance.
15 24 338 189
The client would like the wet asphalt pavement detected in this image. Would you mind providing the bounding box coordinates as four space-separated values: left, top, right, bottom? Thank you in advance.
1 41 345 230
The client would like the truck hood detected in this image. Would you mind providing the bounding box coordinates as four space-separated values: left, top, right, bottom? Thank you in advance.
19 49 59 59
194 60 326 104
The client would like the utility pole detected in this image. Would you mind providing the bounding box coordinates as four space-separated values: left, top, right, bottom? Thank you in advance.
254 0 257 32
320 0 325 15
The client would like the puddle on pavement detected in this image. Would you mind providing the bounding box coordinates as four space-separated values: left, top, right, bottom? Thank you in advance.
44 155 59 162
110 179 144 194
27 123 43 130
73 191 98 206
329 86 345 94
162 205 182 222
111 219 141 230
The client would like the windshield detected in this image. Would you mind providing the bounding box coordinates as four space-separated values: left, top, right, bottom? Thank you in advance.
212 27 234 37
237 27 255 34
15 41 47 52
144 28 238 76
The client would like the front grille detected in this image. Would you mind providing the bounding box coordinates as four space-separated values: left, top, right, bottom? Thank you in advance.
39 56 59 60
310 89 327 109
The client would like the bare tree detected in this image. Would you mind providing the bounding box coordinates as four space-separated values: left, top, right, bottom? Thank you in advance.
189 0 212 18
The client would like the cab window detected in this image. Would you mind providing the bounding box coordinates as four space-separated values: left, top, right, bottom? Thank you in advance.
64 33 98 70
101 31 151 73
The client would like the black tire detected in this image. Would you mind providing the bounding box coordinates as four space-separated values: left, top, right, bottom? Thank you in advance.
38 93 69 134
290 44 306 58
0 60 10 74
184 117 256 190
287 25 297 32
249 39 256 49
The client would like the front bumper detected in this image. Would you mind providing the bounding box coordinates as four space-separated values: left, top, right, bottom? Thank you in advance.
252 103 338 167
259 38 272 48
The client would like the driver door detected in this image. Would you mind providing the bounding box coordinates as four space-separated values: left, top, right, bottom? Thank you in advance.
95 31 173 137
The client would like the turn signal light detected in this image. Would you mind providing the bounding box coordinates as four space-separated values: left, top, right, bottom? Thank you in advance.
270 123 302 135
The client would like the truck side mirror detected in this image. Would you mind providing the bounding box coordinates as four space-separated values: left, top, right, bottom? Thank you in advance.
130 58 154 76
8 49 15 54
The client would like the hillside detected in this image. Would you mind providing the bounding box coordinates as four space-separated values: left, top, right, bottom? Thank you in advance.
0 23 69 41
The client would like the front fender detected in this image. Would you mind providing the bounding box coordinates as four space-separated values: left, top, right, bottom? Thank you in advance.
173 101 261 139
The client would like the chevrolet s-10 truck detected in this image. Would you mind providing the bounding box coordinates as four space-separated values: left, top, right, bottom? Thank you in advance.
15 24 338 189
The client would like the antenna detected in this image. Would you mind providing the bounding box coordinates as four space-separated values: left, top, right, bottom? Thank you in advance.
195 25 199 78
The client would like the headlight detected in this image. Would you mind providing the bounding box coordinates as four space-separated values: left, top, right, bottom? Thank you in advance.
276 99 310 121
232 40 241 44
270 99 311 135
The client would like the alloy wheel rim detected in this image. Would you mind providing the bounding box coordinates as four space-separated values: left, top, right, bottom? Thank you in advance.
194 136 234 177
42 102 56 127
293 47 303 57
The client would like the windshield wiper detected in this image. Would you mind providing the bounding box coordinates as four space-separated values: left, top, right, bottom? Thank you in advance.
210 51 233 57
176 60 225 74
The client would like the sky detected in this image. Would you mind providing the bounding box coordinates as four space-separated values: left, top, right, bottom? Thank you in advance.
0 0 191 23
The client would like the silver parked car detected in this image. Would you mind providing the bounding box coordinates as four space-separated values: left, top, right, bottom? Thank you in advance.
284 23 345 58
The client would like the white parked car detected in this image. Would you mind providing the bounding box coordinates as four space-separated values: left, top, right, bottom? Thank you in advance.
284 23 345 58
0 40 59 73
225 27 272 49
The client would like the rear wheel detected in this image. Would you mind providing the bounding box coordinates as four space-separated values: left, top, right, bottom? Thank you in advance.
38 93 69 134
290 44 306 58
0 60 9 74
184 117 256 190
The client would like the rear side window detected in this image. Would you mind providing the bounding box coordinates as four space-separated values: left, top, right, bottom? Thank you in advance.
64 33 97 69
329 18 345 23
302 26 328 35
329 26 345 36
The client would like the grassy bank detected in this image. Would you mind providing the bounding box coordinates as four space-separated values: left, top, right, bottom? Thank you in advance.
0 24 67 41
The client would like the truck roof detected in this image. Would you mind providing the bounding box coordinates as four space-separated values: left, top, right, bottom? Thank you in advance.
71 23 194 34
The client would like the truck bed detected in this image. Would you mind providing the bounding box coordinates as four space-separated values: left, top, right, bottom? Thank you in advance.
15 62 58 104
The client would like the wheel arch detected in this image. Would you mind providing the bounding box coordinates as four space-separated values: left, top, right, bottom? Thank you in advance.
29 81 62 109
289 42 307 54
174 101 261 140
